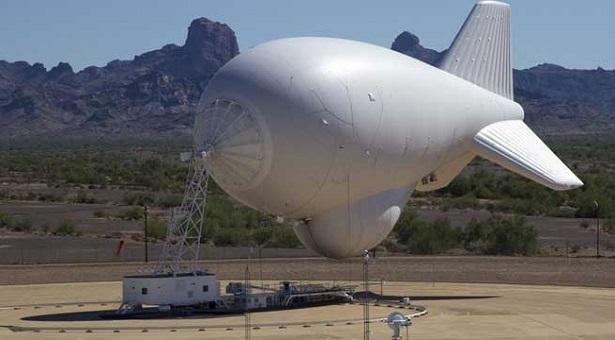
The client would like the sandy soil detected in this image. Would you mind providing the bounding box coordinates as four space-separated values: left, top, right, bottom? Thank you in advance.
1 280 615 339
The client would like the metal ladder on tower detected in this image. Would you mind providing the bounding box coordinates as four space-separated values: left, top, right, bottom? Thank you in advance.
154 151 210 274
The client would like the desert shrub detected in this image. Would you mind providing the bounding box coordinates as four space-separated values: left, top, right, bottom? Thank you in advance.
0 212 12 229
146 217 168 240
123 192 154 206
574 195 601 218
579 221 590 229
546 206 577 218
117 207 144 221
54 219 77 236
205 195 262 231
394 209 420 244
495 198 547 216
268 224 301 248
251 225 274 246
11 216 32 232
40 224 51 235
0 213 33 232
72 191 96 204
463 215 537 256
155 193 182 208
93 210 108 218
446 176 471 197
38 192 65 202
570 244 581 254
213 227 247 247
433 160 595 217
251 224 301 248
395 210 461 254
603 219 615 235
440 196 480 212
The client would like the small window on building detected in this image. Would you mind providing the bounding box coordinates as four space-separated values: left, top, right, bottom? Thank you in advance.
203 285 209 292
141 287 148 295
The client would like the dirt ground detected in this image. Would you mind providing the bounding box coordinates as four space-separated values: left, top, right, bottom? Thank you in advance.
1 280 615 339
2 199 615 266
3 198 613 246
417 208 615 248
0 200 148 235
1 256 614 288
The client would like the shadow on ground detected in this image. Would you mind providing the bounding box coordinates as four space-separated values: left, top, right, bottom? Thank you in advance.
22 308 231 321
22 294 497 322
353 291 499 301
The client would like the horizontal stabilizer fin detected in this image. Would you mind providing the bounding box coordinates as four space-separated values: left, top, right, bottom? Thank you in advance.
439 1 513 99
472 120 583 191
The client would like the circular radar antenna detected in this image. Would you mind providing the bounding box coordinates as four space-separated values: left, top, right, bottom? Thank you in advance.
386 311 411 340
195 98 272 192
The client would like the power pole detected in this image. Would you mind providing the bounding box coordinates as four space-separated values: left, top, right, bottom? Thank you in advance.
245 265 251 340
363 250 370 340
144 205 149 263
594 201 600 258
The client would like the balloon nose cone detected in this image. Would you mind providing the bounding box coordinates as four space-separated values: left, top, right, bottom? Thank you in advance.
194 98 272 192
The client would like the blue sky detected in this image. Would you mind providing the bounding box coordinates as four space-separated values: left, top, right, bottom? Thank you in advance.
1 0 613 71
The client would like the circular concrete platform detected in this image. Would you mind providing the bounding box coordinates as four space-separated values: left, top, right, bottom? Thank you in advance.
1 281 615 339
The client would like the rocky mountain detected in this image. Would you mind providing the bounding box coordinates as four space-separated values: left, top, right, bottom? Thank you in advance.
391 31 444 66
0 18 238 138
1 22 614 138
392 31 615 134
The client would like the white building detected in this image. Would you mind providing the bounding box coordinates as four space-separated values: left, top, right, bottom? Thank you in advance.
122 271 220 307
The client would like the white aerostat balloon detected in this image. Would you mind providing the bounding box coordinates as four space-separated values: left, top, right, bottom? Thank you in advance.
194 1 582 259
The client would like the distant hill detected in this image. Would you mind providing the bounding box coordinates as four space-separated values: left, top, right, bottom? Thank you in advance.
0 18 238 138
392 31 615 134
1 21 613 138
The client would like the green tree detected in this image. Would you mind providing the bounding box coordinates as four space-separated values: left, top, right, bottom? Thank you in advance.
395 209 461 254
463 215 537 256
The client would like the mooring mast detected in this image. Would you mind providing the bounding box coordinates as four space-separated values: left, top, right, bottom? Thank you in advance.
118 151 217 313
154 151 210 274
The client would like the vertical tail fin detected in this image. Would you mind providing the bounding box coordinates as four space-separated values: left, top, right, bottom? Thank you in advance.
439 1 513 99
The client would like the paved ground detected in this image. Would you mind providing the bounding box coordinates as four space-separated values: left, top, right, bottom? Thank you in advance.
1 280 614 339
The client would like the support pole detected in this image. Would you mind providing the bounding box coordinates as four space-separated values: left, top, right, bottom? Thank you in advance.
144 205 149 263
363 250 370 340
595 201 600 258
245 265 251 340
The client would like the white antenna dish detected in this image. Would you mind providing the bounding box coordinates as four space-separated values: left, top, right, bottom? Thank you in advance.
386 311 411 340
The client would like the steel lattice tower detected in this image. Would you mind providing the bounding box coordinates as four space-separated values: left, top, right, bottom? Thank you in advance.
154 152 210 274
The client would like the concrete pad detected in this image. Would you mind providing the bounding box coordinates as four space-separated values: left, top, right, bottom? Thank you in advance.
0 281 614 339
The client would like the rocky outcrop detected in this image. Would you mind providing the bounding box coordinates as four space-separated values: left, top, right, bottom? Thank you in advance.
0 24 613 138
391 31 443 66
0 17 239 138
390 32 615 134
